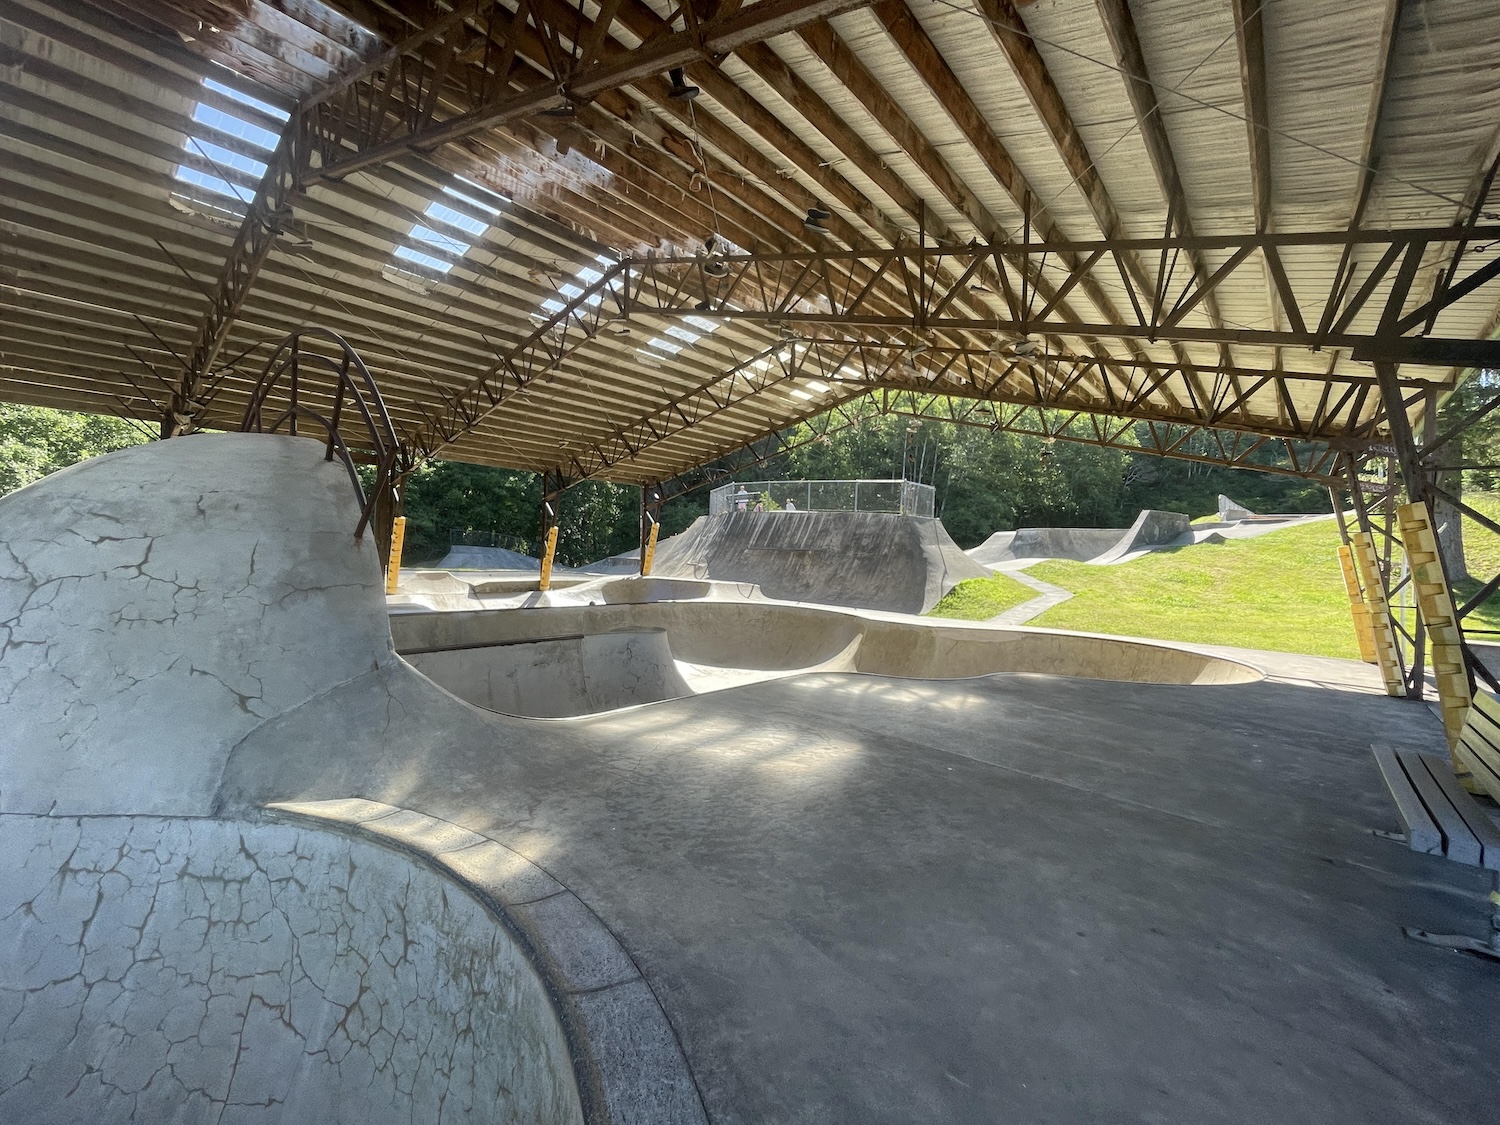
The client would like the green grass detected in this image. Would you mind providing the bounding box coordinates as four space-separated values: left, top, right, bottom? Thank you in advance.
927 572 1037 620
1452 492 1500 639
929 499 1500 654
1027 520 1362 658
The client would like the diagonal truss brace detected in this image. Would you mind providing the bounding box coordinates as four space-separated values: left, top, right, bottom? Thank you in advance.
171 0 875 435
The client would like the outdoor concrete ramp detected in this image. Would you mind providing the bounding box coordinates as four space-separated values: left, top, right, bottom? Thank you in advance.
630 509 990 613
968 509 1192 568
967 525 1129 566
0 432 396 817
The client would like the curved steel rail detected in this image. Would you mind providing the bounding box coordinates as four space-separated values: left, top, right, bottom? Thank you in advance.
241 328 408 566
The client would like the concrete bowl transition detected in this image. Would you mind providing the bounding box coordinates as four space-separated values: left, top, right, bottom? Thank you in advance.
392 600 1262 718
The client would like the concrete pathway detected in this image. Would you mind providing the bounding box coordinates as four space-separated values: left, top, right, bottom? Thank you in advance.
989 567 1073 625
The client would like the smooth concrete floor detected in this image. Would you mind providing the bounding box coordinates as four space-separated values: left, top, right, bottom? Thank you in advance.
219 658 1500 1124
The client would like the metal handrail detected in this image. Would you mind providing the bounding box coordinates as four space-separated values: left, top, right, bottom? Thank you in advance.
240 328 408 566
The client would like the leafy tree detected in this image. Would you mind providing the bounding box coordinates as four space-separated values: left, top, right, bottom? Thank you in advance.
398 460 540 563
0 403 149 497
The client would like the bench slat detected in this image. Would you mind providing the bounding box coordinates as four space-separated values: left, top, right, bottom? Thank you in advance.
1372 744 1443 855
1457 707 1500 790
1398 751 1484 866
1472 690 1500 724
1456 730 1500 795
1412 753 1500 871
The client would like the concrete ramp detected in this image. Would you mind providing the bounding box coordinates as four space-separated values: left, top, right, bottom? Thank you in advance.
636 510 990 614
0 433 396 818
967 526 1129 566
437 544 544 569
390 601 1260 689
967 509 1192 568
1091 509 1193 563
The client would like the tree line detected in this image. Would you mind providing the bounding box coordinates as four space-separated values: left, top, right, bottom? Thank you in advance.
0 399 1357 568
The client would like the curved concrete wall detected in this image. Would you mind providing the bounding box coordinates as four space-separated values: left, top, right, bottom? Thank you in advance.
0 815 583 1124
405 628 695 717
390 601 1260 688
0 435 393 816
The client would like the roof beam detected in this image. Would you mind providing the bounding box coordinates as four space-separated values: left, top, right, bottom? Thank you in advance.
1230 0 1272 232
976 0 1204 399
1092 0 1223 329
170 0 876 435
868 1 1153 369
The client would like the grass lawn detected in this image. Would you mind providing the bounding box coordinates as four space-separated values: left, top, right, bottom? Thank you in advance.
1027 520 1362 658
1452 492 1500 640
927 572 1037 620
929 502 1500 656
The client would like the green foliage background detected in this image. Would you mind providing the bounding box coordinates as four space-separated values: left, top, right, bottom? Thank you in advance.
0 403 149 494
0 399 1334 567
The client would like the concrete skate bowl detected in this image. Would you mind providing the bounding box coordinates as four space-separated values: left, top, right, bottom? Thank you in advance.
598 510 990 614
393 600 1261 717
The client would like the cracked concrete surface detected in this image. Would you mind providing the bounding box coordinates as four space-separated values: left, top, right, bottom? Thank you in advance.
0 435 395 816
0 814 582 1124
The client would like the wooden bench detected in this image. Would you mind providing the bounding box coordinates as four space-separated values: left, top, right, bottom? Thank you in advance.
1373 746 1500 868
1373 743 1500 958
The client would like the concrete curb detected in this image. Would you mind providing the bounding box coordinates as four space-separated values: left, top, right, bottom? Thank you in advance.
266 798 707 1125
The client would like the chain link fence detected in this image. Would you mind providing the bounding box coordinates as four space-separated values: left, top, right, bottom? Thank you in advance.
709 479 935 518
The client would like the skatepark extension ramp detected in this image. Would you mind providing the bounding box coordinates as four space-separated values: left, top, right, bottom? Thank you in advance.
968 510 1193 568
630 510 989 614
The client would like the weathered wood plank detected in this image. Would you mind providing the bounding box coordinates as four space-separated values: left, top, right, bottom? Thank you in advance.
1372 744 1443 854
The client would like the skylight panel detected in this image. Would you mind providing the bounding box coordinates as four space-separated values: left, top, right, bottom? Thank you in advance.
173 75 287 217
393 246 453 274
664 325 700 345
388 185 502 280
424 202 487 237
191 104 280 151
804 380 832 394
408 224 472 256
643 337 682 354
788 388 814 401
188 139 268 180
174 167 252 203
684 315 719 333
450 175 510 211
203 77 289 122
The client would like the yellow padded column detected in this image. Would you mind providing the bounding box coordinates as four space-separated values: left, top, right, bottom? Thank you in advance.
1396 502 1478 789
1349 530 1405 698
538 526 559 591
384 516 406 595
1337 543 1378 664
